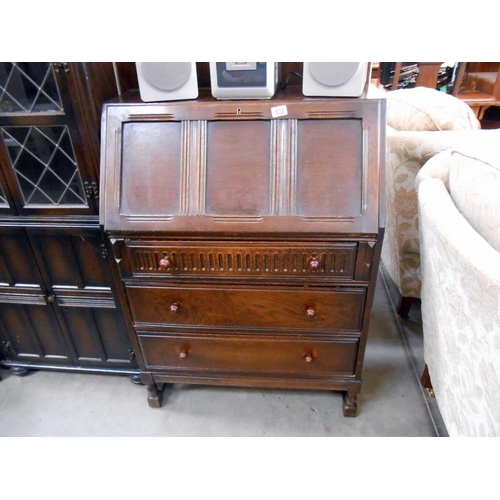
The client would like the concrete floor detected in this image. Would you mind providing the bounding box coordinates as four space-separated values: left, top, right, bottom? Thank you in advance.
0 264 448 437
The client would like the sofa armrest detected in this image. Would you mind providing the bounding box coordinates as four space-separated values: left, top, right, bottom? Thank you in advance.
418 175 500 436
386 87 480 131
382 128 500 299
419 177 500 283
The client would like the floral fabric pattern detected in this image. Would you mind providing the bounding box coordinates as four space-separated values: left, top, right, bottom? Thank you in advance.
449 148 500 253
382 121 500 299
417 152 500 437
385 87 480 132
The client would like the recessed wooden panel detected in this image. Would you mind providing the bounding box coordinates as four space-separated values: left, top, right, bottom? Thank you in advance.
58 307 105 362
0 302 70 360
56 305 134 365
0 228 41 287
121 122 182 216
296 119 363 216
29 232 111 289
54 292 135 367
93 308 135 364
71 234 111 288
0 303 43 357
206 120 271 216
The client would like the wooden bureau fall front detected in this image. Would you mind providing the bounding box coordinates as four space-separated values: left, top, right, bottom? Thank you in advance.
100 88 386 416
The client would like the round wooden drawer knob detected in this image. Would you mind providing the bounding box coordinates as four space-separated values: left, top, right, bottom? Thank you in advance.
306 307 316 318
308 257 320 270
304 353 314 364
170 302 180 314
179 350 188 360
159 256 171 270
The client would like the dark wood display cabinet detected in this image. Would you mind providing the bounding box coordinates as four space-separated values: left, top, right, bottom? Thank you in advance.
0 62 139 379
100 87 386 416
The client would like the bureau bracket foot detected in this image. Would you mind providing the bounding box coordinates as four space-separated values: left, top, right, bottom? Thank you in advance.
342 392 358 417
147 383 165 408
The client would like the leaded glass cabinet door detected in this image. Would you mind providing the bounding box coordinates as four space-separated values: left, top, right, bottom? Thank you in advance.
0 62 99 215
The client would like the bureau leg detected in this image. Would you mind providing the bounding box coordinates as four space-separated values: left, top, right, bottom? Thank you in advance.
343 393 358 417
147 382 164 408
342 382 361 417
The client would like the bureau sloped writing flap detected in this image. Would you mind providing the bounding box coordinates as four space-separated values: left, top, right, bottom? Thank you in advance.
100 93 385 235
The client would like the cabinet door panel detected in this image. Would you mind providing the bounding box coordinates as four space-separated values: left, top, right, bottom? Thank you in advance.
0 301 71 363
56 305 135 368
26 226 137 370
0 226 42 287
27 228 111 289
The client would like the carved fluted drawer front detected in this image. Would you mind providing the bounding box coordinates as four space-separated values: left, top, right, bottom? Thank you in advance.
137 333 359 376
126 284 366 332
125 242 357 279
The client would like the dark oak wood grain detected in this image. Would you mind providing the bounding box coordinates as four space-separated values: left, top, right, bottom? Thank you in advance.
137 333 359 376
100 86 386 415
126 284 366 331
0 63 138 377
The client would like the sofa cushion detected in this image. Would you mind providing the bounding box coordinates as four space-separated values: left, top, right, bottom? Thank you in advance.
386 87 479 132
448 147 500 252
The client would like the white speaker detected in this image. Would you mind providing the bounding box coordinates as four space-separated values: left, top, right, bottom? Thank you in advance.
302 62 369 97
136 62 198 102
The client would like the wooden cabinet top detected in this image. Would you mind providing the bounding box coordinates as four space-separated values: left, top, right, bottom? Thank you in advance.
100 88 386 236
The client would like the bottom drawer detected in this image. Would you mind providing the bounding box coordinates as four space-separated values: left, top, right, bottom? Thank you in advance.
137 333 359 377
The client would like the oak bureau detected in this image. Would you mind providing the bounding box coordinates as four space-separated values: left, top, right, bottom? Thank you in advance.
100 87 386 416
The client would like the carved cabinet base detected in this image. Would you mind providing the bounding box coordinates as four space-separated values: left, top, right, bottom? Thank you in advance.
101 88 386 416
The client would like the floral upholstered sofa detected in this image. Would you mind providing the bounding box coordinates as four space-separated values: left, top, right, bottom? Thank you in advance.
380 86 500 315
416 145 500 437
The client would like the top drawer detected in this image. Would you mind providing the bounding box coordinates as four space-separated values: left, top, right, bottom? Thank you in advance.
123 241 358 280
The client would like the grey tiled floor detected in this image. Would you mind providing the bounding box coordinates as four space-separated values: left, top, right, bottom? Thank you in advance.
0 264 447 437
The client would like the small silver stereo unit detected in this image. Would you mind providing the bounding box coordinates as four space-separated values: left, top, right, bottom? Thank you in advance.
209 62 279 99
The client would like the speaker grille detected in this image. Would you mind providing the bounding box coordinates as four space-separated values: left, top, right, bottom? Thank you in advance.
309 62 360 87
141 62 192 91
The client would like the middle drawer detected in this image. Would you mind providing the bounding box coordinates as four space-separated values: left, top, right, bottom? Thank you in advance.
126 284 366 332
